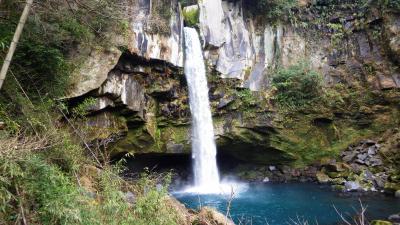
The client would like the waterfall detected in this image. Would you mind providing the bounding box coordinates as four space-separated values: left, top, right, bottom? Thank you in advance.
183 27 220 193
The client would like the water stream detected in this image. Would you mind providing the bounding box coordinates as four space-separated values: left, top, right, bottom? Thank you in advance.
183 27 220 193
175 183 400 225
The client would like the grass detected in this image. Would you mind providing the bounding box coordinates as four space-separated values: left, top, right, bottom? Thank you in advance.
0 81 181 224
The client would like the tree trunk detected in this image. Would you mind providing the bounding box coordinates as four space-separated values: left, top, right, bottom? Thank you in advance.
0 0 33 90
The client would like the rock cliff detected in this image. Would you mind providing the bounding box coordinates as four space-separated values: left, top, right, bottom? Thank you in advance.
66 0 400 166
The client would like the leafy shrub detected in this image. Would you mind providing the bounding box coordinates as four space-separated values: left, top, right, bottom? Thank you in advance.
237 89 257 108
244 0 298 21
183 7 199 27
0 92 180 224
271 63 323 108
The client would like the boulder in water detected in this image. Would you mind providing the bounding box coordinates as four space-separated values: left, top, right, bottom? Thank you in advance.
344 181 362 191
316 171 331 184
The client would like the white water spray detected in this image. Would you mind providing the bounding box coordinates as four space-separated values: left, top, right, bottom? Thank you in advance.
183 27 220 193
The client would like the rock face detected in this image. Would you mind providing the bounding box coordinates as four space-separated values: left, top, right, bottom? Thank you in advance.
198 0 225 47
66 1 400 167
314 139 400 193
129 0 184 67
68 48 122 98
341 140 383 167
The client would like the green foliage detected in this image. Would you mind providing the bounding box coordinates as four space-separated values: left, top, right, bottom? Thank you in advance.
271 63 322 108
245 0 298 22
134 171 178 225
23 156 85 224
0 87 180 224
72 98 97 117
0 0 125 99
327 23 345 47
237 89 257 108
183 7 199 27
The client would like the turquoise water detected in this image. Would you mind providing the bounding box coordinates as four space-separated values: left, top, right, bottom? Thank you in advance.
174 183 400 225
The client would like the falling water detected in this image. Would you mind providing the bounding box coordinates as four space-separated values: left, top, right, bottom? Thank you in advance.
183 27 220 193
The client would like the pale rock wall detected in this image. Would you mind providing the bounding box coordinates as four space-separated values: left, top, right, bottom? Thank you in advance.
67 48 122 98
198 0 225 47
98 71 146 119
129 0 184 67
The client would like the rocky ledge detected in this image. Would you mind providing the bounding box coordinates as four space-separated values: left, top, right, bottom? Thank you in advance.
316 139 400 194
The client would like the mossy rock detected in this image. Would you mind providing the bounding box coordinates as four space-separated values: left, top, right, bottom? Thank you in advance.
331 178 346 185
327 171 351 179
324 162 351 172
316 171 331 183
371 220 393 225
390 174 400 183
384 182 400 194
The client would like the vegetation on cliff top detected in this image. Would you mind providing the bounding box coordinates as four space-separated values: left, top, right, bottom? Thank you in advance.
0 0 127 99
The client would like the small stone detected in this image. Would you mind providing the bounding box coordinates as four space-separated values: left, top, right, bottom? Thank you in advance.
388 213 400 223
355 159 366 165
345 181 362 192
263 177 270 183
370 158 383 167
374 177 385 189
368 147 377 155
343 152 357 162
291 169 301 177
357 153 368 161
395 190 400 198
355 146 363 152
350 163 363 174
125 191 136 204
84 191 97 199
280 165 292 174
363 170 374 181
269 166 277 171
316 171 331 184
